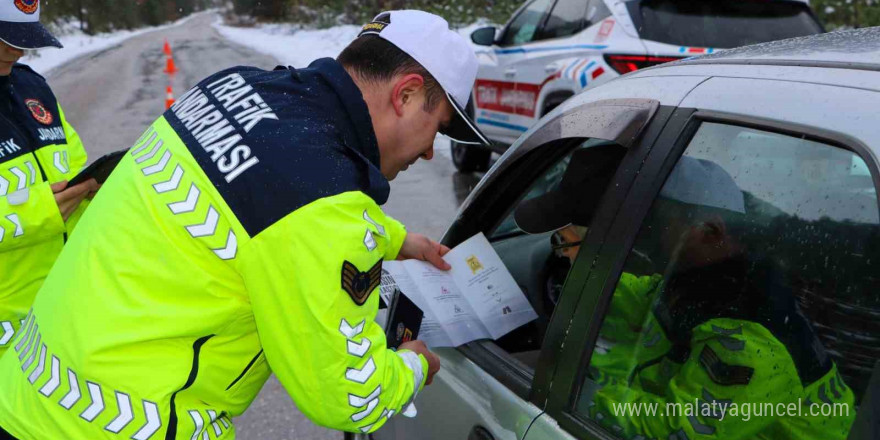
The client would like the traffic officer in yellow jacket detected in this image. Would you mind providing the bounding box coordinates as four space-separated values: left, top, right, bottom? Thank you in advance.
0 10 490 440
0 0 98 356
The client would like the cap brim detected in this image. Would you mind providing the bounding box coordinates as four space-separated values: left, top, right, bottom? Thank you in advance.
439 91 491 147
513 191 575 234
0 22 62 49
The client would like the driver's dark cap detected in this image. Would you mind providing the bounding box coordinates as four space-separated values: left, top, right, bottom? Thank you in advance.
515 145 624 234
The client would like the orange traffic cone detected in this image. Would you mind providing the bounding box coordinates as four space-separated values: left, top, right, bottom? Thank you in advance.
163 39 172 57
164 55 178 75
165 85 175 110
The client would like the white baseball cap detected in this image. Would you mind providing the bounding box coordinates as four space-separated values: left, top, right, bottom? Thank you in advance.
358 10 490 146
0 0 62 49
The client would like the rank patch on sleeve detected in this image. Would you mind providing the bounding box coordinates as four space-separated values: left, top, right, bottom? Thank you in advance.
699 345 754 386
342 260 382 306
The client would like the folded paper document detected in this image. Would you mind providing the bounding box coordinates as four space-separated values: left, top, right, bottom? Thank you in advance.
380 233 537 347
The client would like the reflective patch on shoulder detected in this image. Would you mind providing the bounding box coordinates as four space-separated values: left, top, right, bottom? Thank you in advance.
699 345 754 386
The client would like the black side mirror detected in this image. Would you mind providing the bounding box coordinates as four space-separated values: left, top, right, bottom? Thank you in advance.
471 27 497 46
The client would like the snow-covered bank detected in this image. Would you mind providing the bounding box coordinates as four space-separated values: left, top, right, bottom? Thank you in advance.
22 10 215 76
212 19 494 159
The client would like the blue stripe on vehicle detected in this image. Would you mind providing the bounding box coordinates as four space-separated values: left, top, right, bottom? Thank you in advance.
563 58 580 79
476 118 529 132
495 44 608 55
578 61 596 88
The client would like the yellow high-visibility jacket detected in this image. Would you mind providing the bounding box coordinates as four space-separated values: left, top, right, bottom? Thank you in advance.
0 59 426 439
0 63 88 356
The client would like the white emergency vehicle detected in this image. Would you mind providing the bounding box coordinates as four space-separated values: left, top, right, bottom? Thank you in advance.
453 0 823 171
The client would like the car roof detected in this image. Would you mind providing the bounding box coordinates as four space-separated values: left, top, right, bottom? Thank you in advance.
673 27 880 71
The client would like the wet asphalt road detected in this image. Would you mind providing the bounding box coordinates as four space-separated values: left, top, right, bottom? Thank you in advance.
44 11 483 440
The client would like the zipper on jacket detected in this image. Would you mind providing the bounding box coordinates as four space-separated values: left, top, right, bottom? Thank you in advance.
166 334 214 440
225 349 264 391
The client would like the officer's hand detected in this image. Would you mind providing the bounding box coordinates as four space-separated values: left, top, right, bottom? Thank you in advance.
398 233 451 270
51 179 99 221
399 340 441 386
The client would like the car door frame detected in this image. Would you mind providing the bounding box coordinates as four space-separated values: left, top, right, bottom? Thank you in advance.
441 98 682 407
535 105 880 440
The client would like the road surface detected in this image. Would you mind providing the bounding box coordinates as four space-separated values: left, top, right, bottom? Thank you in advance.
45 11 483 440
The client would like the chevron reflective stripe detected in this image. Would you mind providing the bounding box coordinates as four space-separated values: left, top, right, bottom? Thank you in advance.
349 385 381 422
339 319 365 339
104 391 133 433
10 166 27 190
59 368 82 409
53 151 69 174
168 183 199 214
135 140 164 164
212 230 237 260
131 132 158 156
357 408 389 433
134 127 154 146
0 321 13 345
207 410 222 437
345 357 376 384
27 343 47 383
153 165 184 193
21 332 41 371
347 338 371 357
18 323 38 362
362 210 385 236
39 355 62 396
142 150 172 176
6 213 23 237
186 205 218 237
219 416 230 429
0 174 8 195
25 161 36 185
15 314 35 353
131 401 162 440
80 381 105 421
189 410 208 440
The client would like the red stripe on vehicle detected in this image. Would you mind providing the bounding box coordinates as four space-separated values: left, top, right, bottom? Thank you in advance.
591 67 605 79
474 79 541 118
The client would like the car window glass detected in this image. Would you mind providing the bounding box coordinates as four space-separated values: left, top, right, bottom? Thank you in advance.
586 0 613 24
488 138 626 370
637 0 822 48
539 0 589 40
573 122 879 439
500 0 555 46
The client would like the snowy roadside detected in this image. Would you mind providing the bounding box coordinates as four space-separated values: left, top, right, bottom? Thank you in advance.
213 18 493 160
22 9 217 76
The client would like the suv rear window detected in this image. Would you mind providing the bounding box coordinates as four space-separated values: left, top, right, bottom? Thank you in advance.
634 0 823 48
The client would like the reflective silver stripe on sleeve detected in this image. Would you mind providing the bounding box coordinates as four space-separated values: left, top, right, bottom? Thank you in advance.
396 350 425 402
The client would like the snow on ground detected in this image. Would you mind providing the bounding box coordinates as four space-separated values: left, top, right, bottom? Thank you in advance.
213 18 494 159
22 10 214 76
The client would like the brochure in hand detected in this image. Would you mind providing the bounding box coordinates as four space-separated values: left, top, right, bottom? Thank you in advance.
379 232 537 348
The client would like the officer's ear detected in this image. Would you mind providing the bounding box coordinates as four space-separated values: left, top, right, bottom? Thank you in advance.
391 73 425 117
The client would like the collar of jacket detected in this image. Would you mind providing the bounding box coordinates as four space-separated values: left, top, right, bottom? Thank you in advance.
300 57 391 204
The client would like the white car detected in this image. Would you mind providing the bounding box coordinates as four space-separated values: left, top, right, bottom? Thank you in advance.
452 0 824 171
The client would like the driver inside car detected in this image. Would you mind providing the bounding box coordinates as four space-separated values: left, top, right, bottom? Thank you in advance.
515 152 856 439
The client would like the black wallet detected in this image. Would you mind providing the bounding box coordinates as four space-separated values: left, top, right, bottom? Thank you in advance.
384 289 423 349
